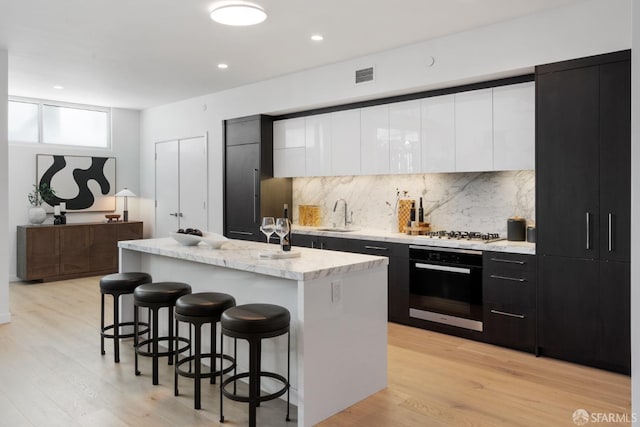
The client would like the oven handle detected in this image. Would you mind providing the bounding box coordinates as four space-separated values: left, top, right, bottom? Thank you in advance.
414 262 471 275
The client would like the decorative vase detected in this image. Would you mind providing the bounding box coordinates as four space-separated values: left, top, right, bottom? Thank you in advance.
28 206 47 225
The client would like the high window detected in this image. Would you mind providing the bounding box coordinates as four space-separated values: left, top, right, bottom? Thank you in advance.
8 98 110 148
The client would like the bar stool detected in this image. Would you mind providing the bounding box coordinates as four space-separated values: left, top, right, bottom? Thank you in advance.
134 282 192 385
220 303 291 427
100 272 152 363
174 292 237 409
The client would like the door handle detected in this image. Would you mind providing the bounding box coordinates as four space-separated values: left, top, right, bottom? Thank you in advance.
415 263 471 275
490 258 525 265
253 168 259 223
229 230 253 236
608 213 613 252
169 213 178 217
586 212 591 250
364 245 389 251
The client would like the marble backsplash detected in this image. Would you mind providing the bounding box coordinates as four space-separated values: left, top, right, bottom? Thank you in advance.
292 171 535 234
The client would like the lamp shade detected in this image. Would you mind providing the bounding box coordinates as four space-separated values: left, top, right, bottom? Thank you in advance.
115 188 136 197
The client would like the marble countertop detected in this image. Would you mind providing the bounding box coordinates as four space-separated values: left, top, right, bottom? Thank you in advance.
119 238 388 281
292 226 536 255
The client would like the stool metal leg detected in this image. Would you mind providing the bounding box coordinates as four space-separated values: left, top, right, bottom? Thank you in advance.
134 303 140 376
210 323 216 385
100 293 105 356
286 331 291 422
152 307 159 385
219 332 225 423
168 306 174 365
174 317 180 396
194 322 202 409
113 293 120 363
248 337 259 427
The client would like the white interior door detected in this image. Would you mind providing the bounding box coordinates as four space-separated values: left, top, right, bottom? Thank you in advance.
178 136 208 231
155 140 180 237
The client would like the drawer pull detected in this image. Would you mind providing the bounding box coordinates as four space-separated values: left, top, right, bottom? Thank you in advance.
229 230 253 236
364 245 389 251
489 274 526 283
490 309 525 319
490 257 525 265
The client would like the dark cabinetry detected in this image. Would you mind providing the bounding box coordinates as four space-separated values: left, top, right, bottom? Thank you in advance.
536 50 630 374
17 222 143 282
294 234 410 324
482 252 536 353
224 115 292 241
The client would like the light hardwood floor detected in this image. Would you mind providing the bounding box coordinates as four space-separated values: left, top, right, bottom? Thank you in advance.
0 277 631 426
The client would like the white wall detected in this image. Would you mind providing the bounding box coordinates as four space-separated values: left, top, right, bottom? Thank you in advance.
0 49 9 323
140 0 631 239
631 1 640 423
8 108 141 281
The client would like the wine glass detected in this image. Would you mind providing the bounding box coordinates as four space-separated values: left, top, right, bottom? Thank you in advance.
260 217 275 244
275 218 290 251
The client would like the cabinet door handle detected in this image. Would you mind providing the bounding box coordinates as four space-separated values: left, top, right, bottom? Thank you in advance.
608 213 614 252
253 169 259 223
311 241 315 249
169 212 178 217
320 242 325 250
229 230 253 236
586 212 591 250
490 258 525 265
489 274 526 283
364 245 389 251
490 309 525 319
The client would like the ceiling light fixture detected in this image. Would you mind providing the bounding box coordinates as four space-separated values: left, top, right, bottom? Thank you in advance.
311 34 324 41
210 1 267 26
53 85 64 90
218 63 229 69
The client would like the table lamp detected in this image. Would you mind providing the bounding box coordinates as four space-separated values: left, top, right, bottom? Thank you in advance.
115 188 136 222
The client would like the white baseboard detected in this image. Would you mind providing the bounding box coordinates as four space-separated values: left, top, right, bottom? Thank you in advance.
0 312 11 324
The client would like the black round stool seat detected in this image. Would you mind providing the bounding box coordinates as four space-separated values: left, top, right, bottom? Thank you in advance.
100 272 152 293
134 282 192 386
220 303 291 427
176 292 236 317
174 292 237 410
100 272 152 363
221 304 290 336
134 282 192 305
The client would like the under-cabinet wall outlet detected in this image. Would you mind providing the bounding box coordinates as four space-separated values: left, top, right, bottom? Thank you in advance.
331 281 342 303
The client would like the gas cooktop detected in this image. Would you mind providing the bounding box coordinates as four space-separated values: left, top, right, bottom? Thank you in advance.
418 230 504 243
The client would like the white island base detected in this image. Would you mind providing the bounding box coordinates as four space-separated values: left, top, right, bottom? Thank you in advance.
119 238 388 427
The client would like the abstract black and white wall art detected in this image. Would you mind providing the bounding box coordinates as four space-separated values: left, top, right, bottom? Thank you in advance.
36 154 116 212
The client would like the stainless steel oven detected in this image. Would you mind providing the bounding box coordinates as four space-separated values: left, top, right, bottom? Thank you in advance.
409 245 483 331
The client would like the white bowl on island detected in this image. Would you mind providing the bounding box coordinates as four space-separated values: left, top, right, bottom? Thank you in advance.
200 232 229 249
170 232 202 246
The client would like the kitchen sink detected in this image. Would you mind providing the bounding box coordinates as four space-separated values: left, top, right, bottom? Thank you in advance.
317 227 359 232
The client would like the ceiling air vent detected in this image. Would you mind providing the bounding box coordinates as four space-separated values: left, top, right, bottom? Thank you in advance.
355 66 374 85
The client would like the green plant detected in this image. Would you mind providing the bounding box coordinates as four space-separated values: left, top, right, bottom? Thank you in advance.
28 183 56 207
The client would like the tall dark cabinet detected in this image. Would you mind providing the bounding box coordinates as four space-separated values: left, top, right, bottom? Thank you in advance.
224 115 292 241
536 50 630 374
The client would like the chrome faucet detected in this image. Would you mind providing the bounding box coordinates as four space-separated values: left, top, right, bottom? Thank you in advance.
333 198 352 229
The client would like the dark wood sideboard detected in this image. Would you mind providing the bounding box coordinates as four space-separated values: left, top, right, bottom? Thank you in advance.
17 221 143 282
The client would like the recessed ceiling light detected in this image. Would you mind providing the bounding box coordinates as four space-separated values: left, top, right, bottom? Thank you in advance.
218 63 229 69
311 34 324 41
53 85 64 90
210 1 267 26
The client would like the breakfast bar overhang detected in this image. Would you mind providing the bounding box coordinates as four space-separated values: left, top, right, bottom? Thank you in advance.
118 238 388 427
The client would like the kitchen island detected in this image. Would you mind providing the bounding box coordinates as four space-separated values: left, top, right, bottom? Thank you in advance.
118 237 389 427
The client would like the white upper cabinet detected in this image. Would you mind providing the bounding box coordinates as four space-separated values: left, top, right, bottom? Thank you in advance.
492 81 535 170
360 104 390 175
273 117 306 177
389 100 421 174
421 94 455 173
273 117 305 149
331 109 361 176
305 113 332 176
455 88 493 172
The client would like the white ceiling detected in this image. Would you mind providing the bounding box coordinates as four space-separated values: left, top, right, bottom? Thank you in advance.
0 0 582 110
